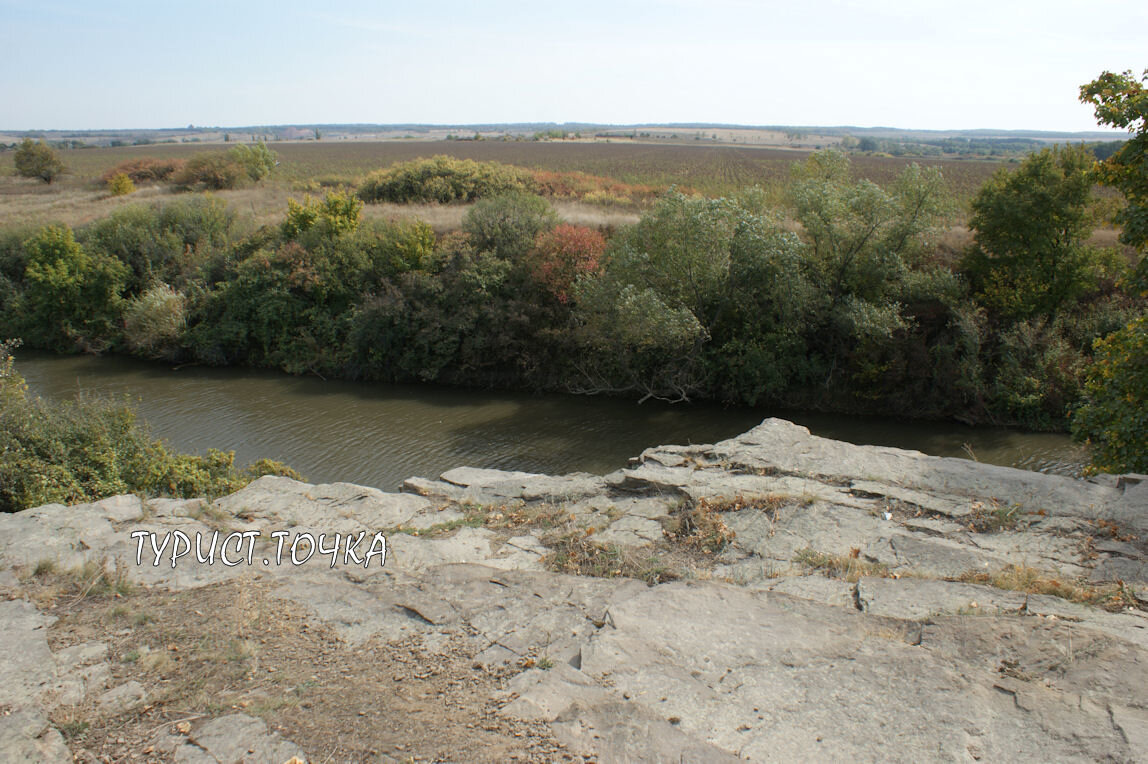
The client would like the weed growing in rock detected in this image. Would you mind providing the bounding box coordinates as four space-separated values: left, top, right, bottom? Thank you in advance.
794 547 890 583
957 564 1142 612
966 500 1027 532
544 530 679 585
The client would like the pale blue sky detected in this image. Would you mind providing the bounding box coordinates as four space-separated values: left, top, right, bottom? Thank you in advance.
2 0 1143 132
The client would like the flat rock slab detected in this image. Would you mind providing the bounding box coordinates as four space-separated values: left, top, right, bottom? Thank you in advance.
0 709 71 764
174 713 304 764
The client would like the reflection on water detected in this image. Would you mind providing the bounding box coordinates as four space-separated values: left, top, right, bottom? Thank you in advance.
17 352 1087 490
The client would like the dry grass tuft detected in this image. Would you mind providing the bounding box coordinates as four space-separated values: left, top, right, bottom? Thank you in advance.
543 530 680 585
794 547 890 583
957 564 1141 612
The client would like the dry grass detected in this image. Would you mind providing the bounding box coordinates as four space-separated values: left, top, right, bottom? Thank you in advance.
20 557 135 609
793 547 891 583
0 173 641 235
543 530 681 585
957 564 1141 612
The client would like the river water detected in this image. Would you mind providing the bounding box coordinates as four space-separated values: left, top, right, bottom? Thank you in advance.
16 353 1088 490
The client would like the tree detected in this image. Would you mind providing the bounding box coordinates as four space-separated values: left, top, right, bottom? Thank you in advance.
227 140 278 182
14 139 64 183
19 225 127 350
961 144 1099 319
1070 316 1147 474
1080 69 1148 292
462 192 557 260
1071 70 1148 472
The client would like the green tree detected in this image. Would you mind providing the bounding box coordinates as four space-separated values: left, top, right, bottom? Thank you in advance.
19 225 127 351
283 191 363 240
1070 316 1147 473
14 139 64 183
462 192 557 260
1080 69 1148 292
227 140 278 182
961 144 1099 319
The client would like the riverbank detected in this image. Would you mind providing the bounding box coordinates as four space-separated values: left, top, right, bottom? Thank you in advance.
17 350 1089 486
1 419 1145 761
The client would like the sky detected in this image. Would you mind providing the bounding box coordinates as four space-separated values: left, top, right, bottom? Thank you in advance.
1 0 1144 133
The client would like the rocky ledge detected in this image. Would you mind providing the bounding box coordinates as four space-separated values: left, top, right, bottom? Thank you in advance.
1 418 1146 762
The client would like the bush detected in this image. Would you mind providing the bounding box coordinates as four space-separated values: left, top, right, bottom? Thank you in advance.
0 346 299 513
462 192 558 260
227 140 277 182
1071 316 1148 474
174 153 245 190
358 156 537 204
79 197 239 294
100 157 186 184
962 144 1100 319
18 225 127 351
283 191 363 240
14 139 64 183
528 224 606 303
106 172 136 196
122 284 187 359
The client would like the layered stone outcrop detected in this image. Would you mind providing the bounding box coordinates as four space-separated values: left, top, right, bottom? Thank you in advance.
1 418 1145 761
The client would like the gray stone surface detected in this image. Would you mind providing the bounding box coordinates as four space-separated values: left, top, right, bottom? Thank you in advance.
0 709 71 764
3 417 1147 762
173 713 304 764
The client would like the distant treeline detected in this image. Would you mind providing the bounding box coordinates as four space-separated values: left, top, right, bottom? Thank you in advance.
851 135 1126 160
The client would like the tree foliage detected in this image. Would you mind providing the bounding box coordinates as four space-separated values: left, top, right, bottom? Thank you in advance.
1070 316 1148 474
1080 70 1148 250
462 192 558 260
358 156 536 204
18 225 126 351
227 140 278 182
14 139 64 183
962 144 1100 319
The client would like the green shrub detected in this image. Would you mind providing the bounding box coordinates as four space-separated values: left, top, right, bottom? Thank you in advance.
962 145 1100 320
79 197 240 293
462 192 557 260
106 172 136 196
227 140 277 182
122 284 187 359
1071 316 1148 474
18 225 127 351
0 347 300 513
358 156 536 204
283 191 363 240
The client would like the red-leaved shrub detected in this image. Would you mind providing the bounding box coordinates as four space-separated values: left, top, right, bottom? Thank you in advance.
528 224 607 303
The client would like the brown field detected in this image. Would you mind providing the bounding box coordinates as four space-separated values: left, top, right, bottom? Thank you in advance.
0 139 1007 204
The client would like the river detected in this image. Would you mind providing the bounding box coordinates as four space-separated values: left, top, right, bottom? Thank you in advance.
16 352 1088 490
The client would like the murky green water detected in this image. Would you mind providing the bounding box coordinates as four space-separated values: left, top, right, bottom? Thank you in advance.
16 352 1088 490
